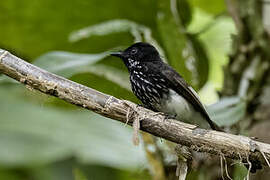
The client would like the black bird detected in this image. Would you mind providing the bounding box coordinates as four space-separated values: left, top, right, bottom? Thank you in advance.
111 42 220 130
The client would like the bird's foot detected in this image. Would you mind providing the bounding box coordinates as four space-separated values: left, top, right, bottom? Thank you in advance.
164 114 177 120
137 104 149 109
153 112 177 121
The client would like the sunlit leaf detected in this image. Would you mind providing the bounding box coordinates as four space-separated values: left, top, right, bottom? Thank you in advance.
188 9 235 89
207 96 246 126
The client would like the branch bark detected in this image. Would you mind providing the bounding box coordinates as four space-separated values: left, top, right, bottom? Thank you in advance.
0 49 270 168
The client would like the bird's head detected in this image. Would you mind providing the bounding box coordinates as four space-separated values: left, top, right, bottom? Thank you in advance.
111 42 161 69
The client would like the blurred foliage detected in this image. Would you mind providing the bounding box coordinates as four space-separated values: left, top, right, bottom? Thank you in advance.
207 96 246 127
157 0 209 89
0 0 248 179
189 0 225 15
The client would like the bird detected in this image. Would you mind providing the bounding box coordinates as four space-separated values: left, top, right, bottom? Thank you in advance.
111 42 220 131
111 42 264 173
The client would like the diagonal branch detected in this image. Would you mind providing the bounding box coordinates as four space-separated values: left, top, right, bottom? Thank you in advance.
0 49 270 168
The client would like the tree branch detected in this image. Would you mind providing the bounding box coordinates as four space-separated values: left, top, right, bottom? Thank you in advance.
0 49 270 168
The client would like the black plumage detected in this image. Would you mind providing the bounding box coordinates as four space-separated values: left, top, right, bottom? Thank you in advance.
111 42 220 131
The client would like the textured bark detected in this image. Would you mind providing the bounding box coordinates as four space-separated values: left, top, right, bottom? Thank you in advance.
1 49 270 168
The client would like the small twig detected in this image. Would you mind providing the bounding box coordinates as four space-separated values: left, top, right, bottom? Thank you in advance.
225 0 243 32
125 107 131 126
246 152 251 180
222 154 233 180
176 159 188 180
220 155 225 180
132 116 140 146
259 148 270 168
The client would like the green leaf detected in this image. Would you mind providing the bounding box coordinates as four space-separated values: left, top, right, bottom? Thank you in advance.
186 34 209 88
69 19 146 42
33 51 131 91
34 51 108 77
0 131 71 166
190 10 235 88
69 19 165 58
0 87 146 168
157 0 189 80
157 0 209 89
0 0 157 59
86 64 130 90
0 75 18 84
177 0 192 27
0 169 22 180
189 0 225 15
73 168 88 180
207 96 246 126
233 164 248 180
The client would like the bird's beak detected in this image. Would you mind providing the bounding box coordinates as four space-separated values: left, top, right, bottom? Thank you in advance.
110 51 124 58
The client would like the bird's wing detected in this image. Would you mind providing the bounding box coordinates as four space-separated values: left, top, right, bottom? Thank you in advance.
157 63 221 131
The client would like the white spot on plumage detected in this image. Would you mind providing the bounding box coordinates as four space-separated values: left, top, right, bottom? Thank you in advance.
143 79 152 85
144 92 151 99
152 88 158 94
160 78 165 82
152 95 159 103
146 86 152 92
142 85 146 91
128 58 140 68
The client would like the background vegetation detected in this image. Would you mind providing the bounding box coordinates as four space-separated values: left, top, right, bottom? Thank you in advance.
0 0 269 179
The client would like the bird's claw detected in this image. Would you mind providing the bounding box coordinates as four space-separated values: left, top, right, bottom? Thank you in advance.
153 112 177 121
164 114 177 120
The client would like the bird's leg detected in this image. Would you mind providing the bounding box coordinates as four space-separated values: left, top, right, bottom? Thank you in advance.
156 112 177 120
151 111 177 121
164 113 177 120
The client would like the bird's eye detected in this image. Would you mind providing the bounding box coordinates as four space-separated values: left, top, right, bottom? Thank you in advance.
131 49 137 54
